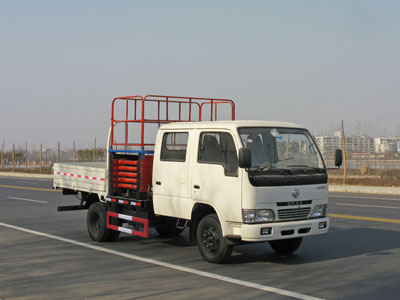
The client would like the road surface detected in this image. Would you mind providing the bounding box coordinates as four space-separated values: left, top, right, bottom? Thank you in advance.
0 177 399 300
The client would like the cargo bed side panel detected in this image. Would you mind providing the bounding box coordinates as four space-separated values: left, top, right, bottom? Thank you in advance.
53 163 107 196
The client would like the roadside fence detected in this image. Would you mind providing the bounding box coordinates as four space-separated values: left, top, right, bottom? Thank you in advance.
0 140 106 174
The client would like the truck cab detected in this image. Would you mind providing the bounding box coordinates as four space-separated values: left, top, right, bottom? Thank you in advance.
152 121 329 262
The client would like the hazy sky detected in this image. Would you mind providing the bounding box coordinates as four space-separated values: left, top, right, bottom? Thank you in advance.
1 0 400 149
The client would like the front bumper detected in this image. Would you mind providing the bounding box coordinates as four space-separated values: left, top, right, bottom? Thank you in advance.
238 217 330 242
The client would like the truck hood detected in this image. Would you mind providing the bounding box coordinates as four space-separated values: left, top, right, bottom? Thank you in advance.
255 184 328 208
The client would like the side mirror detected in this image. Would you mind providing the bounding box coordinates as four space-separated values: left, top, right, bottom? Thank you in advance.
334 149 343 168
239 148 252 169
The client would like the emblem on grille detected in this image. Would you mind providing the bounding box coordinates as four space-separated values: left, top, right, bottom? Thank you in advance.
292 189 300 198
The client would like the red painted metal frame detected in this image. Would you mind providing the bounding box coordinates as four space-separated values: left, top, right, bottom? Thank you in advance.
106 211 149 238
110 94 235 148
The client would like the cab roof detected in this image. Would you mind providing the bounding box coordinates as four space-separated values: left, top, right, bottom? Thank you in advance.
159 120 305 131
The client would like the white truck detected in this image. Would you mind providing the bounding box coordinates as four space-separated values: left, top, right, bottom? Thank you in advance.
54 94 342 263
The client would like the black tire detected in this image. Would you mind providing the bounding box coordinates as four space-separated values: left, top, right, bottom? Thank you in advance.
269 237 302 255
87 202 119 242
107 228 120 241
196 214 233 263
155 216 184 237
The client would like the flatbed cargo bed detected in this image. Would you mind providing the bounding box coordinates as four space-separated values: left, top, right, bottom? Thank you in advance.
53 162 107 198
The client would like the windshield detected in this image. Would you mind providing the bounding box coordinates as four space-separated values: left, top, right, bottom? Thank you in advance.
238 127 325 172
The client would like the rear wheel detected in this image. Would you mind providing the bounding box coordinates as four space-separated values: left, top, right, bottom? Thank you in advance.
269 237 302 255
107 228 120 241
87 202 119 242
197 214 233 263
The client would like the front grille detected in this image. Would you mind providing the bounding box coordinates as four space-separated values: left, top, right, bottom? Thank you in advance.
277 200 312 207
278 207 311 220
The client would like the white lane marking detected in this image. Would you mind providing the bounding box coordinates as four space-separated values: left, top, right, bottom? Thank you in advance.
336 203 400 210
330 195 400 202
0 222 322 300
7 197 48 204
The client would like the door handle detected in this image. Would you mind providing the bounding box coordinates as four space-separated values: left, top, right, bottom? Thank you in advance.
156 181 161 185
194 185 200 189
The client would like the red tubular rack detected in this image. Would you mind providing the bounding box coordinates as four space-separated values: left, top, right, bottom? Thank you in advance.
112 156 153 193
110 95 235 149
112 159 138 190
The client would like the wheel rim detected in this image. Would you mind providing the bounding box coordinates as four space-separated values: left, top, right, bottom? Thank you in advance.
95 219 101 232
202 225 220 254
90 213 100 234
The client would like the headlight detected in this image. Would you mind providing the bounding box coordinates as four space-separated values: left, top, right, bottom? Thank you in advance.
311 204 327 218
242 209 275 224
256 209 275 223
242 209 256 223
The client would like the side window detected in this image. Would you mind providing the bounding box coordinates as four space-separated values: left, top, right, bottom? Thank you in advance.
198 132 238 176
160 132 188 162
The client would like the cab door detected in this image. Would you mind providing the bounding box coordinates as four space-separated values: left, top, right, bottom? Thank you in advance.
190 131 242 223
152 131 191 219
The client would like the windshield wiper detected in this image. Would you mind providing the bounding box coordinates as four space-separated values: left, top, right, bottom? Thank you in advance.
286 165 325 174
277 168 293 175
250 166 293 175
252 162 273 172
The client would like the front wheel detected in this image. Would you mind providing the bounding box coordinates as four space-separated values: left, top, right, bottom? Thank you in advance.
197 214 233 263
269 237 302 255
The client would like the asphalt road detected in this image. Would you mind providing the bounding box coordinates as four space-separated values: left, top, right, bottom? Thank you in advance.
1 177 399 300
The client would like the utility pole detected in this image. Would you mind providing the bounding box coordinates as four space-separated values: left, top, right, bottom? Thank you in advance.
12 143 15 172
286 135 291 159
57 142 60 163
25 142 28 172
341 120 347 185
73 141 76 163
40 144 43 174
0 141 3 171
93 138 96 162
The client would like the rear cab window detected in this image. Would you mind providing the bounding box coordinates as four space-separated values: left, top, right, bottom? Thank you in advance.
160 132 188 162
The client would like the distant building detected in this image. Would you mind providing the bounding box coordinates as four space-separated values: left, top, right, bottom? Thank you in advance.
316 132 374 154
346 135 374 153
374 137 400 153
315 133 341 154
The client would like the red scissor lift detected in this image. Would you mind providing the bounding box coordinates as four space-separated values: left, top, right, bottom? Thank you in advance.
106 95 235 238
109 95 236 200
